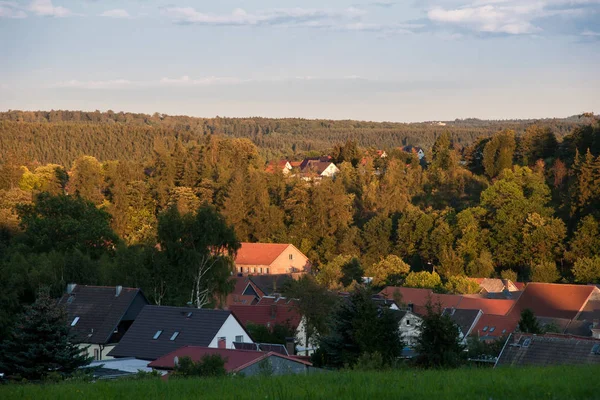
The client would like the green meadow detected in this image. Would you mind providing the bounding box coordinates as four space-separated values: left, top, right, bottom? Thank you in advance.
2 366 598 400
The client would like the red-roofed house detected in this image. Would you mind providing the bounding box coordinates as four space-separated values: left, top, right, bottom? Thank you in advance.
509 283 600 320
457 297 516 316
149 346 312 376
234 243 310 275
378 287 461 310
265 160 293 175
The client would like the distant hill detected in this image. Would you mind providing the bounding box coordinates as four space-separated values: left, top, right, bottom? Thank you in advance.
0 110 592 166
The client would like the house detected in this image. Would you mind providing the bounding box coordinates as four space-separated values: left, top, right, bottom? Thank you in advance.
470 278 522 299
298 157 340 179
249 274 299 296
402 146 425 160
509 283 599 320
107 306 253 361
265 160 293 175
234 243 310 275
221 276 264 309
392 309 423 347
58 284 149 361
442 308 483 343
229 302 312 354
496 333 600 367
148 346 313 376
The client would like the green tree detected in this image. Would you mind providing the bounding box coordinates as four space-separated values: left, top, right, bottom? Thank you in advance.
500 269 518 282
415 304 465 368
0 289 91 381
283 275 339 352
245 322 296 345
518 308 542 334
404 271 442 289
482 130 516 179
16 193 119 258
566 216 600 262
155 205 239 307
319 287 403 368
530 260 560 283
69 155 104 204
466 251 495 278
173 355 227 378
572 257 600 284
366 255 410 286
444 276 481 294
341 257 364 287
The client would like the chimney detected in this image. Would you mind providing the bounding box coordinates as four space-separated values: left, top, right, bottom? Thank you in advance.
270 304 277 319
67 283 77 294
115 286 123 297
218 338 226 349
285 337 295 356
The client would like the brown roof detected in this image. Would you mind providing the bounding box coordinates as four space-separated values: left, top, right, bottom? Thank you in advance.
510 283 597 320
229 304 302 330
235 243 293 266
149 346 311 372
496 333 600 367
442 308 482 337
457 297 516 316
265 160 290 173
473 314 519 340
299 157 336 175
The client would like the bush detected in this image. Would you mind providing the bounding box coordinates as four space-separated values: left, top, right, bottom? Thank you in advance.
404 271 442 289
352 352 386 372
173 355 227 378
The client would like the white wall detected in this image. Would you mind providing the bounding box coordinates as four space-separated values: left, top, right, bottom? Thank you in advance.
208 315 254 348
398 312 422 347
321 163 340 177
79 343 116 361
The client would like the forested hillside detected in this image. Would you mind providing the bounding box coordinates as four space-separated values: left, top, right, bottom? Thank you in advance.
0 110 591 165
1 110 599 339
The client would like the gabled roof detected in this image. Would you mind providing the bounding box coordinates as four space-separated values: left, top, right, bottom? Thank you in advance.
299 157 337 175
457 297 516 316
58 285 148 344
229 304 302 330
496 334 600 367
249 274 296 296
265 160 292 173
442 308 482 338
510 283 598 320
235 243 298 266
107 306 238 361
148 346 311 372
378 286 462 311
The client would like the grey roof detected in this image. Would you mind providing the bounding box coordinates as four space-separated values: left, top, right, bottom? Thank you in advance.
107 306 233 361
565 320 595 337
496 334 600 367
577 300 600 321
249 274 294 295
57 285 148 344
442 308 481 337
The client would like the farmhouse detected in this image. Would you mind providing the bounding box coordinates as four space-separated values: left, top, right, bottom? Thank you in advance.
234 242 310 275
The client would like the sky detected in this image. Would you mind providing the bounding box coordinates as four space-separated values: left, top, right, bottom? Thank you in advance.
0 0 599 122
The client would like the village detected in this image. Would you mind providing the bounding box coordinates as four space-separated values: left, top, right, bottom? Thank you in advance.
59 240 600 379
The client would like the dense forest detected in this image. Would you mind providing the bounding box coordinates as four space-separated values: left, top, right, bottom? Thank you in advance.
1 110 599 338
0 110 592 165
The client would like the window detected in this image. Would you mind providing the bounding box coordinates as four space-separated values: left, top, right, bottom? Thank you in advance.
266 268 269 274
251 267 255 274
153 330 163 340
71 317 80 326
406 319 410 326
239 267 243 273
259 268 263 274
502 329 507 334
523 338 531 347
170 332 180 341
489 327 495 333
94 349 100 361
482 326 488 332
289 254 294 260
235 335 243 343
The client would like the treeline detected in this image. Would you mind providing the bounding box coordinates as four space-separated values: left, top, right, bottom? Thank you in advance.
0 110 592 166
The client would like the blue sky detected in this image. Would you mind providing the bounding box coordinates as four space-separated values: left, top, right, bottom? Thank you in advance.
0 0 598 122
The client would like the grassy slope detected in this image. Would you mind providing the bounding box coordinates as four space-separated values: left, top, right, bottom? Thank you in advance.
1 366 598 400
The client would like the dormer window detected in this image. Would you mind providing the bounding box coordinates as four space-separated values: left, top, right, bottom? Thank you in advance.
153 330 163 340
71 317 80 326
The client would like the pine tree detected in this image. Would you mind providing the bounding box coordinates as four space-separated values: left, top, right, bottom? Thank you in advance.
0 289 91 381
518 308 542 334
415 303 465 368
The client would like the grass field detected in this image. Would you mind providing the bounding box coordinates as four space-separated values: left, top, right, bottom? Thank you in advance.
2 366 599 400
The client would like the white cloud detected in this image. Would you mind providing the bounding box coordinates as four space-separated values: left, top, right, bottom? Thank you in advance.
162 6 366 27
582 29 600 36
28 0 72 17
159 76 245 85
50 79 134 89
100 9 130 19
0 1 26 18
427 0 600 35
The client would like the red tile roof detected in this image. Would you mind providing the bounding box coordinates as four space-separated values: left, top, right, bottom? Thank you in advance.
457 297 516 316
235 243 292 266
378 287 461 310
149 346 311 372
265 160 291 173
472 314 519 339
229 304 302 330
510 283 598 320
